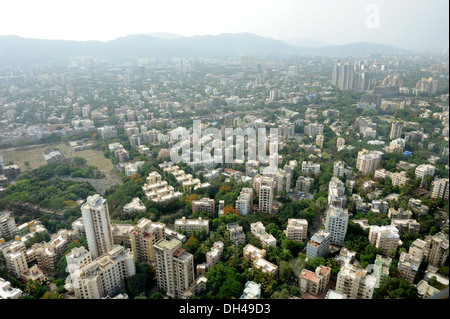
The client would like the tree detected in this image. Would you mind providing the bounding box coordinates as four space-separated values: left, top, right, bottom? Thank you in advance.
306 257 327 271
223 205 238 216
359 245 383 268
279 260 295 282
270 288 291 299
206 262 244 299
374 277 418 299
149 292 164 299
438 266 449 278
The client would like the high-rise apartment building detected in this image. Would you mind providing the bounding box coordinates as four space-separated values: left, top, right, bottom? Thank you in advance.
424 232 449 267
301 161 321 176
389 121 403 140
332 61 372 91
304 123 324 137
356 149 383 175
33 229 77 276
336 138 346 150
81 194 114 259
154 238 195 299
315 135 324 148
74 245 135 299
2 241 28 278
415 77 438 95
325 206 349 246
0 212 18 240
2 164 21 181
130 218 166 264
328 177 347 209
206 241 224 267
431 178 449 200
250 222 277 247
235 188 253 216
257 176 275 213
66 246 92 274
368 225 400 257
333 161 346 178
227 222 246 246
299 266 331 295
397 252 421 283
243 244 278 278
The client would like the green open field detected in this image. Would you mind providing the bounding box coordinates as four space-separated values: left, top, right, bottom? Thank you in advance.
1 142 74 171
74 149 122 185
1 143 122 185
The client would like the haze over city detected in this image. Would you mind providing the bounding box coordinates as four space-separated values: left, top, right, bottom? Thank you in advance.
0 0 448 52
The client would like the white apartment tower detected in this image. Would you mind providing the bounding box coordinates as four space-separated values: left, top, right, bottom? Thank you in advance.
328 177 347 209
81 194 114 259
368 225 400 257
415 164 436 181
235 188 254 216
258 176 275 213
325 206 349 246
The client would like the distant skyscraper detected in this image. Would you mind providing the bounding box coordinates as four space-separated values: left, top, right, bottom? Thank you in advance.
332 61 372 91
81 194 114 259
66 83 74 97
241 55 254 69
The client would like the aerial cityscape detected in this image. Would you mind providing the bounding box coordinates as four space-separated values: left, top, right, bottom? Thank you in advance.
0 0 448 305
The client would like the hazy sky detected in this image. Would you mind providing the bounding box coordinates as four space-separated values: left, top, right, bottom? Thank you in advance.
0 0 448 50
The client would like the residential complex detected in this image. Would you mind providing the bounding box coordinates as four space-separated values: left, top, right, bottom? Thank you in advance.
72 245 135 299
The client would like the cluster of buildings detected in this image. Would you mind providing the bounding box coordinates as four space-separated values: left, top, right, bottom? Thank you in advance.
142 171 183 203
161 162 210 193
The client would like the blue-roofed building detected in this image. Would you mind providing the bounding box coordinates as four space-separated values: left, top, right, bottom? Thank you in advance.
402 151 412 157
